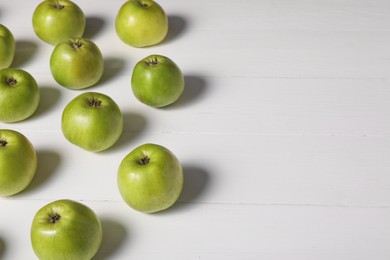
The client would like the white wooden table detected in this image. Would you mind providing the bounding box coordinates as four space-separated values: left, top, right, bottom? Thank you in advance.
1 0 390 259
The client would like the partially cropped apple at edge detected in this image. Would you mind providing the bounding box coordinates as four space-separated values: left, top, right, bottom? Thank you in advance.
62 92 123 152
32 0 86 45
0 129 37 196
118 143 184 213
50 38 104 89
132 54 184 107
0 68 40 123
31 199 103 260
0 24 15 69
116 0 168 47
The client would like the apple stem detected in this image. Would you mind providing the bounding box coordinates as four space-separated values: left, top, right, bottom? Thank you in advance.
6 78 17 86
0 139 7 147
54 4 65 9
139 156 150 165
72 41 84 49
146 58 159 66
137 1 149 7
89 98 102 108
50 212 61 224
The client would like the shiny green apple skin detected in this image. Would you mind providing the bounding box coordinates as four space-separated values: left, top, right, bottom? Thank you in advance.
31 199 103 260
131 55 184 107
62 92 123 152
0 68 40 123
118 143 183 213
115 0 168 47
50 38 104 90
0 24 15 69
32 0 85 45
0 129 37 196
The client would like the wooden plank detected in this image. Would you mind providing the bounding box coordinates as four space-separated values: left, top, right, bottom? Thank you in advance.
1 200 390 259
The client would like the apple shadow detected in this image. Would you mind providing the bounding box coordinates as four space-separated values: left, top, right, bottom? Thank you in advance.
156 164 211 214
164 75 208 109
84 16 105 39
12 40 39 67
163 15 188 44
32 86 61 119
0 238 5 258
22 149 61 194
122 111 148 133
98 57 127 86
180 164 211 202
94 218 128 260
106 112 147 152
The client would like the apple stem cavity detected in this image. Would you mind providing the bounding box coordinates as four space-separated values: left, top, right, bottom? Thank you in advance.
54 4 65 9
88 97 102 108
139 156 150 165
6 77 17 86
137 1 149 8
49 212 61 224
72 40 84 49
0 139 7 147
146 57 159 66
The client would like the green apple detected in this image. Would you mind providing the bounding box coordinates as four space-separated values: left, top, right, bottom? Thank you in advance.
131 54 184 107
0 24 15 69
62 92 123 152
31 199 103 260
0 68 40 123
0 129 37 196
117 143 183 213
115 0 168 47
32 0 85 45
50 38 104 89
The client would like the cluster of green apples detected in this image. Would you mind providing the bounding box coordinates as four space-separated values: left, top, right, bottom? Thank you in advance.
0 0 187 259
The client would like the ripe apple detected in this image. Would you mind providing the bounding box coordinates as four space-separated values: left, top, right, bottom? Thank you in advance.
32 0 86 45
0 68 40 123
31 199 103 260
115 0 168 47
131 54 185 107
62 92 123 152
117 143 183 213
0 24 15 69
50 38 104 89
0 129 37 196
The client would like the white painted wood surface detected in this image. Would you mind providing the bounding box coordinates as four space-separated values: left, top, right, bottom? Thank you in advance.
1 0 390 259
